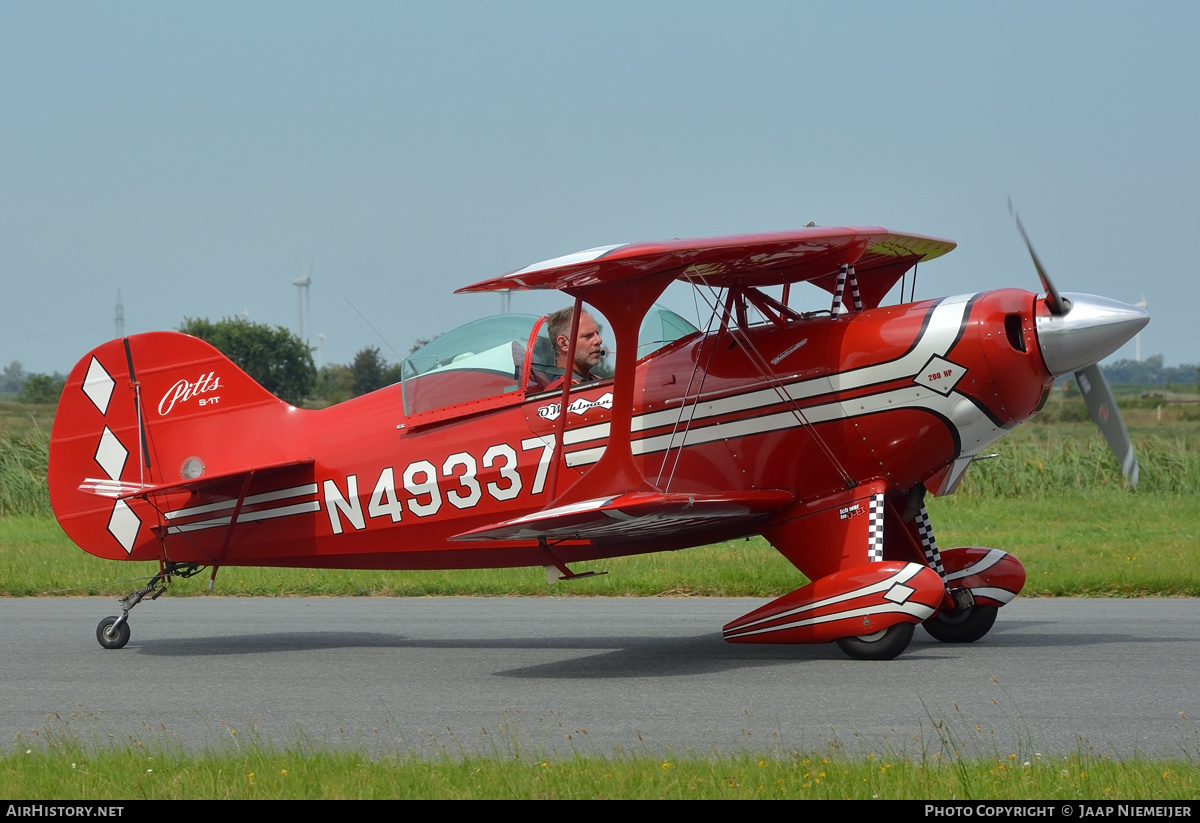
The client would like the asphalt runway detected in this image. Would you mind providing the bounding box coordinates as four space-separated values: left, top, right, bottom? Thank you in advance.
3 597 1197 759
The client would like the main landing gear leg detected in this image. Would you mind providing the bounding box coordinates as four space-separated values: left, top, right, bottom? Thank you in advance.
96 562 204 649
907 501 1019 643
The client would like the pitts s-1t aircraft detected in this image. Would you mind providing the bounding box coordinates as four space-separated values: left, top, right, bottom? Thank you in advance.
49 221 1148 659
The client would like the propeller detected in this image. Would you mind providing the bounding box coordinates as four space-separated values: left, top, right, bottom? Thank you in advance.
1075 363 1139 487
1011 202 1148 488
1009 197 1069 317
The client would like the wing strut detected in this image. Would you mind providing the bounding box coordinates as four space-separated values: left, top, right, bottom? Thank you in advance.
548 272 678 506
204 469 255 589
830 264 863 315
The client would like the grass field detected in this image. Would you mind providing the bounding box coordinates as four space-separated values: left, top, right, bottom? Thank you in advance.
4 743 1198 799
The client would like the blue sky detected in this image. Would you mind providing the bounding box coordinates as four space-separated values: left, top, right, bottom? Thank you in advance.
2 1 1196 375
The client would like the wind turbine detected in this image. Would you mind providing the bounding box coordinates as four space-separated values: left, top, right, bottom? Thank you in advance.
291 254 313 343
1134 293 1148 362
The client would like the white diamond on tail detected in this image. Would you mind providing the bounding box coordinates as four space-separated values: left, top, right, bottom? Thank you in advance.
94 428 128 481
82 357 116 415
107 499 141 554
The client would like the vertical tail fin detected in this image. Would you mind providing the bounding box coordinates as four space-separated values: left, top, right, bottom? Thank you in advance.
50 332 298 560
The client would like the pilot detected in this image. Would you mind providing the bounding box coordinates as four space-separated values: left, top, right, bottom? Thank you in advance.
532 306 605 390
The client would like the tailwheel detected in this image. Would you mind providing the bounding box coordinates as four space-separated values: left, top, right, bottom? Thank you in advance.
96 615 130 650
93 562 203 649
835 622 914 660
923 604 998 643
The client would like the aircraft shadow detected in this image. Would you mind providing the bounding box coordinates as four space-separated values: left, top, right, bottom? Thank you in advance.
133 630 845 676
126 619 1189 677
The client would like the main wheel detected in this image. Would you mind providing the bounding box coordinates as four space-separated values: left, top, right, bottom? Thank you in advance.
835 622 914 660
923 605 997 643
96 616 130 650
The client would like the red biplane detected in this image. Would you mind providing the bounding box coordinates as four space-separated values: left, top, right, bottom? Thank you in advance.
49 221 1148 659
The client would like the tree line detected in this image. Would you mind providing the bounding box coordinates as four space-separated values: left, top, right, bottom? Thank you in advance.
1100 355 1199 386
1 317 408 408
3 317 1197 408
1 361 66 405
178 317 404 406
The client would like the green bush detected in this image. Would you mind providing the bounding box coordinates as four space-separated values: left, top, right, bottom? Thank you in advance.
958 435 1199 497
15 374 64 405
0 429 50 516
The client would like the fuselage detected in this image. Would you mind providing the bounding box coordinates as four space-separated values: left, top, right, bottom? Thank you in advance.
50 287 1056 571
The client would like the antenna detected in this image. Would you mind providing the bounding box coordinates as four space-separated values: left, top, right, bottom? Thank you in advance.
291 254 313 342
346 298 404 362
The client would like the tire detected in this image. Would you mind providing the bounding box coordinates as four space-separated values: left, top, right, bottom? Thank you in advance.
835 622 914 660
96 616 130 650
923 605 998 643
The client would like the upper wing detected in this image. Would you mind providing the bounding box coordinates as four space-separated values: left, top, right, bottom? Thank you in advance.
457 227 955 310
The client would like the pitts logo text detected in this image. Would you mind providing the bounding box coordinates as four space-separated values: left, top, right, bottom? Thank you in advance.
158 372 223 415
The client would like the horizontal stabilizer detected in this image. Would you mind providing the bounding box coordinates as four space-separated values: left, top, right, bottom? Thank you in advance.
77 458 315 501
452 489 794 544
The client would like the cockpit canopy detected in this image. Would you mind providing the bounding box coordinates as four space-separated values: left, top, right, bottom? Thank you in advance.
400 306 698 419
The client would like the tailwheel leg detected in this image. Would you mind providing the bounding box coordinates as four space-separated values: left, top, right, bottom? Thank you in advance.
95 562 204 649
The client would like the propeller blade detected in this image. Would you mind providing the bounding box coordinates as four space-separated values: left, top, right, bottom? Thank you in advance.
1074 364 1139 488
1009 198 1069 316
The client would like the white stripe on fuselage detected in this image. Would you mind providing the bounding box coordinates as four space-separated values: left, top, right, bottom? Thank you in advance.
165 500 322 534
560 294 1007 468
164 483 319 520
564 295 973 448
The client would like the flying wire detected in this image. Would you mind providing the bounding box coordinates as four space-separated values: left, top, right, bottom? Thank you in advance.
690 276 856 489
38 570 204 596
653 268 723 490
